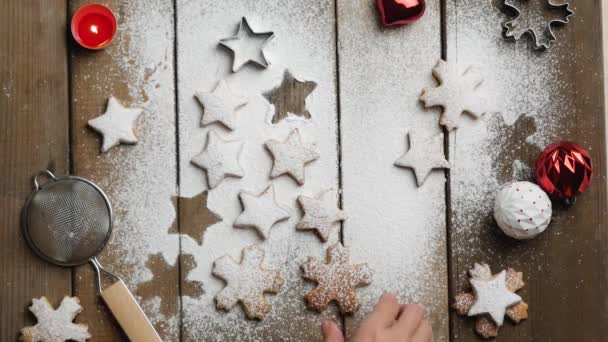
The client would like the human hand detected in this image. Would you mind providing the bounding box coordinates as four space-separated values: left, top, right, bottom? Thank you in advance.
321 293 432 342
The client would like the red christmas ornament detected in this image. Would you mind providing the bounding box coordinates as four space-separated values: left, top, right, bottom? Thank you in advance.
535 142 593 202
378 0 426 27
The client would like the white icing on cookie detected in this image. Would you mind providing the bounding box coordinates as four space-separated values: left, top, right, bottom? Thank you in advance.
212 245 284 319
195 79 247 130
20 296 91 342
296 190 346 242
420 59 489 131
265 128 319 185
191 130 244 189
394 131 450 187
468 270 522 326
88 96 143 153
234 184 290 239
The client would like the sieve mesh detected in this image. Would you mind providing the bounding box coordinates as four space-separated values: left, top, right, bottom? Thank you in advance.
24 177 112 266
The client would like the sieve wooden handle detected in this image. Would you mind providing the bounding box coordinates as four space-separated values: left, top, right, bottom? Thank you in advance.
101 280 162 342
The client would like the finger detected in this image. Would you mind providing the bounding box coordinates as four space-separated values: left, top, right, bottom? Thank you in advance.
321 320 344 342
365 293 401 327
392 304 425 336
411 320 433 342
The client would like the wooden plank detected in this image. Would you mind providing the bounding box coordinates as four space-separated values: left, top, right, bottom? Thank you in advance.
0 0 71 340
69 0 179 340
446 1 608 340
176 1 341 340
336 1 449 340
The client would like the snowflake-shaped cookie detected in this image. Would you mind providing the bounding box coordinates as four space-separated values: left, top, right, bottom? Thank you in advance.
195 80 247 130
88 96 143 153
301 243 373 314
420 60 488 131
296 190 346 242
213 245 284 319
504 0 574 49
235 184 290 239
191 130 244 189
20 296 90 342
265 129 319 185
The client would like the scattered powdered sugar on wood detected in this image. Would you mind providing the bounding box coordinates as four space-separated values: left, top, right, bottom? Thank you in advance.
177 0 340 339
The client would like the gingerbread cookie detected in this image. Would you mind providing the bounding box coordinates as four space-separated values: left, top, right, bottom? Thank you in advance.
301 243 373 314
234 184 290 239
213 245 284 319
195 79 247 130
88 96 143 153
265 129 319 185
296 190 346 241
20 296 90 342
191 130 244 189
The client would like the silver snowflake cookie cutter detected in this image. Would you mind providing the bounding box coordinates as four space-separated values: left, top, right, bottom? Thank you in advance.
503 0 574 49
219 17 275 72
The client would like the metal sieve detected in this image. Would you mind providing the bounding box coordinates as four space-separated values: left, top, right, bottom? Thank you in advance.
22 170 161 342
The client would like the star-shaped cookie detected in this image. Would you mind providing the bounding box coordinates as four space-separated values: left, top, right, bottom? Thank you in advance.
468 270 522 326
263 70 317 123
88 96 143 153
195 80 247 130
191 131 244 189
265 129 319 185
235 184 290 239
296 191 346 242
219 17 274 73
394 131 450 187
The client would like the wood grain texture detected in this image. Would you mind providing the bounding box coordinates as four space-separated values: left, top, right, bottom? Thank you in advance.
337 1 449 340
176 1 341 340
69 0 179 340
0 1 71 340
446 0 608 340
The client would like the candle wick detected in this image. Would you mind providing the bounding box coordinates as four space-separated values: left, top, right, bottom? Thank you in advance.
90 25 99 34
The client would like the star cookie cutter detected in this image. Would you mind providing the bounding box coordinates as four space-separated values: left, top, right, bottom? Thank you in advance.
503 0 574 49
219 17 275 72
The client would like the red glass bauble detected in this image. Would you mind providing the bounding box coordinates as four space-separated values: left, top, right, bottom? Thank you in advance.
535 142 593 201
378 0 426 26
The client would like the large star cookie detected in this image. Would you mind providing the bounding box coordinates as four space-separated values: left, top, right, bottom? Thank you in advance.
301 243 373 314
195 80 247 130
235 184 290 239
191 131 244 189
219 17 274 72
265 129 319 185
468 270 522 326
420 60 489 131
20 296 91 342
88 96 143 152
296 190 346 242
394 131 450 187
263 70 317 123
213 245 284 319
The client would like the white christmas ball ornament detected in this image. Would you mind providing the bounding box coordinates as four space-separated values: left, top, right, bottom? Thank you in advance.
494 181 552 239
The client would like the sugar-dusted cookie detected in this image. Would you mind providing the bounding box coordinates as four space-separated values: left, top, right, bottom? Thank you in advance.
265 129 319 185
191 130 244 189
301 243 373 314
475 316 499 339
235 184 290 239
394 131 450 187
88 96 143 153
468 270 522 326
20 296 90 342
296 190 346 242
212 245 284 319
195 79 247 130
420 59 489 131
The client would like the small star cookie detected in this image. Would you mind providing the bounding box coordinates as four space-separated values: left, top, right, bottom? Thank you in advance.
20 296 90 342
191 130 244 189
88 96 143 153
213 245 284 319
394 131 450 187
195 80 247 130
301 243 373 314
296 190 346 242
265 129 319 185
235 184 290 239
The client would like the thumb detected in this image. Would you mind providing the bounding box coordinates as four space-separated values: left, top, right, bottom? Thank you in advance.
322 320 344 342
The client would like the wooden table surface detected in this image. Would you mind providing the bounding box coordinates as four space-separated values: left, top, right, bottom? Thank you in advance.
1 1 606 341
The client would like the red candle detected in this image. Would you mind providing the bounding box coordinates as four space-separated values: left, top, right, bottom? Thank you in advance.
71 4 117 50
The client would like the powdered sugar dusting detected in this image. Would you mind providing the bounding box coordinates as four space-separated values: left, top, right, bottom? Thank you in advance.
177 0 340 340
